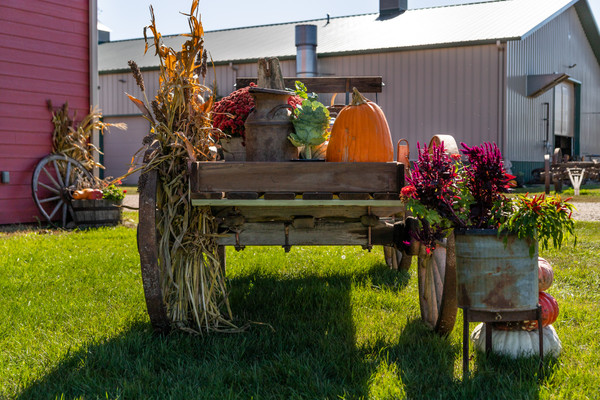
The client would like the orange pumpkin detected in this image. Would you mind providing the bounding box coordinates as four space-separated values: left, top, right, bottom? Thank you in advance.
522 291 559 331
325 88 393 162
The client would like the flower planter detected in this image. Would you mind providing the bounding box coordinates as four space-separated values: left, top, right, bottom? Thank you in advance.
455 229 538 312
71 199 122 227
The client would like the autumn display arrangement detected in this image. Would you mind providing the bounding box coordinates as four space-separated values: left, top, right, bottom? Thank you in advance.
403 140 575 357
47 100 126 226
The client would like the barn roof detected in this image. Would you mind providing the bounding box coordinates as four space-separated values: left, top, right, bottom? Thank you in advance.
99 0 600 73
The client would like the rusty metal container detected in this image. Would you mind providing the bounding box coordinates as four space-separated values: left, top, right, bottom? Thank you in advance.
244 87 299 161
455 229 538 312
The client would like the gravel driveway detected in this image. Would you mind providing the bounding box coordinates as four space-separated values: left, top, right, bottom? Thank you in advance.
570 202 600 221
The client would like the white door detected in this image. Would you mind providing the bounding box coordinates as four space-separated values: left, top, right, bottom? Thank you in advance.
102 116 149 185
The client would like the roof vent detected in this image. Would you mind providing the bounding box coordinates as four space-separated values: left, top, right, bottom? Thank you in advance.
378 0 407 21
295 24 318 77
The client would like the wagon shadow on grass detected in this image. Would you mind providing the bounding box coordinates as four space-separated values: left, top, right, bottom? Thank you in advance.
17 261 410 399
16 259 558 399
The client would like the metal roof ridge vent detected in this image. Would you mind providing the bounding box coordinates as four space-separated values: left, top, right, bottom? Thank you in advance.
378 0 407 21
295 24 318 77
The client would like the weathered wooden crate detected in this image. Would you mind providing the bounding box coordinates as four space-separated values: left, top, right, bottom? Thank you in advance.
71 199 122 227
189 161 406 248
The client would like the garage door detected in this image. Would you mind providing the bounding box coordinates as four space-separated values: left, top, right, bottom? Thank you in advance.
102 116 149 185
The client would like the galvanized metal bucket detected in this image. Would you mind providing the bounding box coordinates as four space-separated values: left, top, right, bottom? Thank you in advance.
455 229 538 312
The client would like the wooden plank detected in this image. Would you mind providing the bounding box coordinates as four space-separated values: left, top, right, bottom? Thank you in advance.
190 192 223 200
339 192 371 200
264 192 296 200
209 205 403 221
190 161 402 193
226 191 259 199
303 192 333 200
215 220 396 246
236 77 383 93
192 198 403 207
373 192 400 200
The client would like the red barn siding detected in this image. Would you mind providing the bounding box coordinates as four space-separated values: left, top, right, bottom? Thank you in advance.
0 0 90 224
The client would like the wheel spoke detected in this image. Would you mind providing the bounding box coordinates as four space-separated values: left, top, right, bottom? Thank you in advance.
64 160 72 187
52 160 65 187
48 200 63 219
38 182 60 194
42 167 61 189
39 195 61 203
62 203 68 227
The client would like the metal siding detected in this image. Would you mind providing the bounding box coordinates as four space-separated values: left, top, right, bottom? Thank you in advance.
506 7 600 163
318 45 500 156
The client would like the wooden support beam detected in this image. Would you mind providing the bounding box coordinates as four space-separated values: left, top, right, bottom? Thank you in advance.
236 76 383 93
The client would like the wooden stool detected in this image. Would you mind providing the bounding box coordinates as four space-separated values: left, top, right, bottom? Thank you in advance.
461 306 543 378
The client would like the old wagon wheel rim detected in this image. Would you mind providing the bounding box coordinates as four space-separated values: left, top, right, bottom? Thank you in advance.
31 154 93 227
137 165 171 334
417 232 457 335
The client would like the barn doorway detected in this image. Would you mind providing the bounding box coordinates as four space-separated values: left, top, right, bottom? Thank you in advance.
553 80 580 160
102 116 149 185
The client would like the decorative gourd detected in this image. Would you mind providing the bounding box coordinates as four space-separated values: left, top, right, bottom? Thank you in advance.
325 88 393 162
538 257 554 291
471 323 562 358
522 291 559 330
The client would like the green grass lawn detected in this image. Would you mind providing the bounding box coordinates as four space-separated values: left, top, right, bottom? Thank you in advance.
1 220 598 399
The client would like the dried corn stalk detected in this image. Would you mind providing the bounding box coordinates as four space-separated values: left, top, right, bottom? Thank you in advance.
128 0 235 333
47 100 125 173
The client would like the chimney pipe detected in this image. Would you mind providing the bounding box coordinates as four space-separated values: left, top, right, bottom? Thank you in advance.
295 24 317 77
378 0 407 21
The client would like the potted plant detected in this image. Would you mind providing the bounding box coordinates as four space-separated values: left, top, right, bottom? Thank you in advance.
212 84 255 161
402 141 576 312
288 81 330 160
70 180 125 226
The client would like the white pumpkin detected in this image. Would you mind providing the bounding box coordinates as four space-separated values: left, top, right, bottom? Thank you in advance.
471 323 562 358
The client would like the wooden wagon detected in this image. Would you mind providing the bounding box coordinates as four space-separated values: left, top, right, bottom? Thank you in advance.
138 158 458 335
137 76 458 335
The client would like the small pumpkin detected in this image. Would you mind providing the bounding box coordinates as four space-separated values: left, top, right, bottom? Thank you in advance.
72 190 87 200
522 291 559 330
471 323 562 358
538 257 554 291
325 88 393 162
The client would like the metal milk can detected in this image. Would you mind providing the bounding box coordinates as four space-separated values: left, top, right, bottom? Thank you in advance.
244 87 299 161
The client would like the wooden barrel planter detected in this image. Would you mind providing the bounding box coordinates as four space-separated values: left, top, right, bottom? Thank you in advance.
71 199 122 227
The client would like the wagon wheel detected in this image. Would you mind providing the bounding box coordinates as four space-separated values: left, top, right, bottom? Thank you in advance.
417 232 457 335
31 154 93 228
137 157 227 334
383 246 412 271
